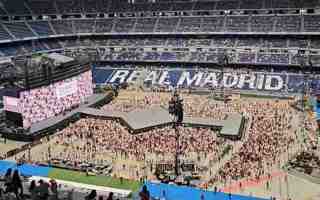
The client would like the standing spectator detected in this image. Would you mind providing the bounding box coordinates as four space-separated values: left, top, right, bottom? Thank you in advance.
4 168 12 193
37 179 49 200
85 190 97 200
107 192 113 200
67 188 74 200
98 196 104 200
139 185 150 200
29 180 37 200
200 192 205 200
11 170 23 200
50 179 58 200
160 190 166 200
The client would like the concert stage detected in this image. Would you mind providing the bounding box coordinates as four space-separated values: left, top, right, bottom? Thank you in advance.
81 106 245 138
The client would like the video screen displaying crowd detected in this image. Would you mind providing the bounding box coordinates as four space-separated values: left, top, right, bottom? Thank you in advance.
20 71 93 128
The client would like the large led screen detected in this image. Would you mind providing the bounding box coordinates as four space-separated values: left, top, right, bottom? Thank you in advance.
20 70 93 128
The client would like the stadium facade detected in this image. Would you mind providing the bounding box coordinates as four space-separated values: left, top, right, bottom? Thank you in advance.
0 0 318 68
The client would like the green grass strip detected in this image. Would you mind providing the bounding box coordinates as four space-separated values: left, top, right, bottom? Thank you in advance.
48 168 142 192
240 93 290 99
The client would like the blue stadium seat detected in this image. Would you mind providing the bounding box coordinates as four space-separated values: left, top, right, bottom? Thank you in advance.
3 22 35 39
28 21 55 36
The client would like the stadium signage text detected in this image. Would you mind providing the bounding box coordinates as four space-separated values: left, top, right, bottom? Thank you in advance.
101 69 287 91
56 80 78 98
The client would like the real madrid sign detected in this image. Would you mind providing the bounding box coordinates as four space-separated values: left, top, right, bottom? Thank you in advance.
93 68 320 93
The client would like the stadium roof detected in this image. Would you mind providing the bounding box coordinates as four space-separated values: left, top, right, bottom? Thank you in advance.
45 53 74 66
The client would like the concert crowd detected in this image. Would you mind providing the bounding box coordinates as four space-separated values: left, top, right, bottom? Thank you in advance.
40 117 227 180
18 91 316 192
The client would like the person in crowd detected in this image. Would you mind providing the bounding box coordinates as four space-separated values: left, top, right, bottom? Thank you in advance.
98 196 104 200
4 168 12 193
85 190 97 200
50 179 58 200
29 180 37 200
160 190 166 200
36 179 49 200
11 170 23 200
106 192 113 200
67 188 74 200
200 192 205 200
139 185 150 200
